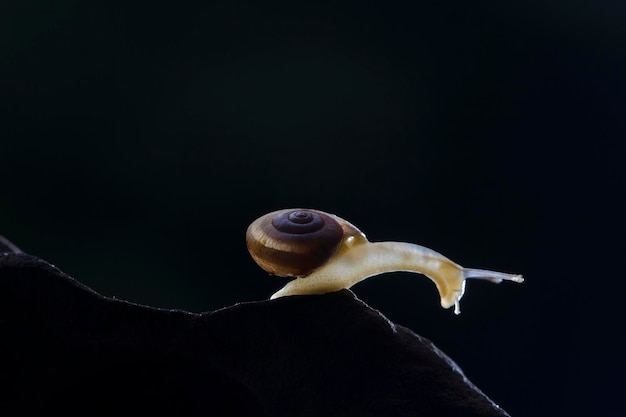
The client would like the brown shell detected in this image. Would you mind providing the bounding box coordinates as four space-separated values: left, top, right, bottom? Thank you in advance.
246 209 344 277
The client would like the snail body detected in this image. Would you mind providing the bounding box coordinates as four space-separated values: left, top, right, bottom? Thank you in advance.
246 208 523 314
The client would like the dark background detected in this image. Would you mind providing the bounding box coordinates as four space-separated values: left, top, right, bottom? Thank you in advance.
1 1 624 415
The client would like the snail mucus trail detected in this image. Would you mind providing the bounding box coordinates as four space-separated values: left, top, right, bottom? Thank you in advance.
246 209 523 315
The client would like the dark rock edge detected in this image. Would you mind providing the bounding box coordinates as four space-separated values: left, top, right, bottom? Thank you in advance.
0 239 509 417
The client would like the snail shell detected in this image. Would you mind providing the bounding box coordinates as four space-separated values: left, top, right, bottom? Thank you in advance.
246 209 345 277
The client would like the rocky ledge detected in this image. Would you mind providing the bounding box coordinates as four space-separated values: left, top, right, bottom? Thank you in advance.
0 236 509 416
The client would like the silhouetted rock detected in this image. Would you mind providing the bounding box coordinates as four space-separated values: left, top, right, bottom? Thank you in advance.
0 235 509 416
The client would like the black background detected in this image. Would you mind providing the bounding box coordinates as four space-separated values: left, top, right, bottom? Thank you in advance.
1 1 624 415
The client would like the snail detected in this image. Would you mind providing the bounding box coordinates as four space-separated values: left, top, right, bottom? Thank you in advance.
246 208 523 314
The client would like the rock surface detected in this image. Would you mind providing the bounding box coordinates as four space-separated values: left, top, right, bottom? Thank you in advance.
0 236 509 416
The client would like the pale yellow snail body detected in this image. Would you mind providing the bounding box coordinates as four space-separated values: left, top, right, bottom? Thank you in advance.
246 209 523 314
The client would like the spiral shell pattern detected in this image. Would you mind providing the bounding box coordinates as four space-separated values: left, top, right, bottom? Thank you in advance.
246 209 344 277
